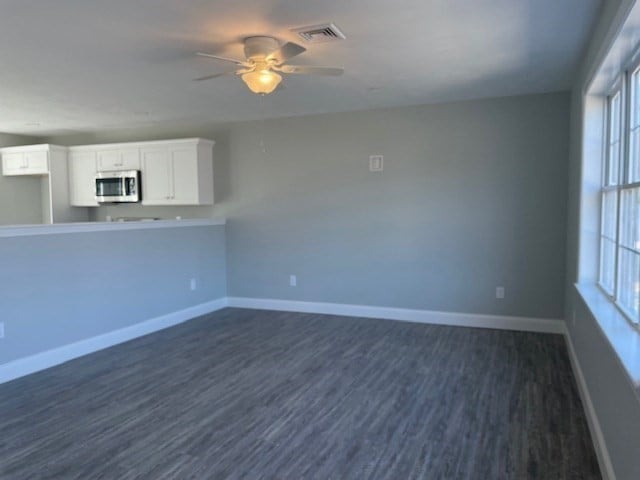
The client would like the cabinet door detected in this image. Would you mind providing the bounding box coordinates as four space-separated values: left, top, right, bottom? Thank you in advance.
69 151 99 206
97 148 140 171
23 150 49 174
2 152 25 175
119 148 140 170
2 151 49 175
170 147 199 205
141 148 172 205
97 150 121 171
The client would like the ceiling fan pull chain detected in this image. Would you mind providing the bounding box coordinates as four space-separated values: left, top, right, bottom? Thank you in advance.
259 93 267 154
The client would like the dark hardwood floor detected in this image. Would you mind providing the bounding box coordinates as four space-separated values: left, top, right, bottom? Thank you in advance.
0 308 600 479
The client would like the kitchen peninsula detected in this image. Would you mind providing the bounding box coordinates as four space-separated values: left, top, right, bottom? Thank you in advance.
0 217 225 238
0 216 227 382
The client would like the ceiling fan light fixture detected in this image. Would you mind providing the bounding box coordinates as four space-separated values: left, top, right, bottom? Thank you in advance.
241 69 282 95
196 36 342 93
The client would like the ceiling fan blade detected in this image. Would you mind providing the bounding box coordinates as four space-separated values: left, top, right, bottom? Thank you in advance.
266 42 306 64
196 52 248 66
193 71 235 81
274 65 344 76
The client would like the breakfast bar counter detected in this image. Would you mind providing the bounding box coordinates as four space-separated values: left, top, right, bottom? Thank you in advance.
0 218 225 238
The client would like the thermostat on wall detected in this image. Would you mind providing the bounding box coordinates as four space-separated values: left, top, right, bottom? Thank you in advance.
369 155 384 172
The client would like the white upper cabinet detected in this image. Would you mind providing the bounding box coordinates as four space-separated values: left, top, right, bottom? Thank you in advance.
1 147 49 176
96 148 140 171
68 150 99 207
171 147 202 204
141 139 214 206
141 148 172 204
68 138 214 207
0 144 90 224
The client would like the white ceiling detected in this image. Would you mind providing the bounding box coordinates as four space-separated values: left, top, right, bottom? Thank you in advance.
0 0 601 136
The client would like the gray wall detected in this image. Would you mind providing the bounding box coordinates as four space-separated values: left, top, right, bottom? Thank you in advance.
219 93 570 319
46 93 570 319
565 0 640 479
0 225 227 365
572 291 640 479
0 133 45 225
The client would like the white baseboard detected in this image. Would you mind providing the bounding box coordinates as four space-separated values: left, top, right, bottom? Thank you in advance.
0 298 228 385
227 297 565 334
1 296 561 386
564 329 616 480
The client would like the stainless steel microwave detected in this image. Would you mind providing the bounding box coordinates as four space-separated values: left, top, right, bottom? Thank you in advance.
95 170 141 203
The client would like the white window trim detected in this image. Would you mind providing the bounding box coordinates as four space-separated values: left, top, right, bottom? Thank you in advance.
575 0 640 402
597 60 640 328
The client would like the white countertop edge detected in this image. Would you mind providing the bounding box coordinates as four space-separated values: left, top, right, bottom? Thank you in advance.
0 218 226 237
575 283 640 392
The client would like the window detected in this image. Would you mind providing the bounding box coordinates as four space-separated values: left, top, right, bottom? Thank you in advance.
599 69 640 324
600 89 621 295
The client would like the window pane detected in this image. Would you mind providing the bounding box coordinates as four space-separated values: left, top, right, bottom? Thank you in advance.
632 70 640 181
609 143 620 185
633 71 640 128
607 90 622 186
617 248 640 321
599 237 616 294
630 129 640 183
611 92 621 141
602 190 618 239
620 187 640 250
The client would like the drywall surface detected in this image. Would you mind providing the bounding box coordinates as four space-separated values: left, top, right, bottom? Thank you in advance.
0 224 226 365
571 289 640 479
45 94 570 320
220 93 569 319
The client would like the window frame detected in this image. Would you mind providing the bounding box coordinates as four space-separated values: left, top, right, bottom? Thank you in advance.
598 60 640 327
598 79 623 297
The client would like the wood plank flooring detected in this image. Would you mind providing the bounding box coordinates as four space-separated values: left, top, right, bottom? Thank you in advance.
0 308 600 479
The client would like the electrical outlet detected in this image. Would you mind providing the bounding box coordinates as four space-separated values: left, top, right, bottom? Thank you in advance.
190 278 197 291
290 275 297 287
0 322 4 339
496 287 505 299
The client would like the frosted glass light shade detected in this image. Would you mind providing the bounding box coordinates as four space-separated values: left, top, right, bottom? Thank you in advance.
241 70 282 94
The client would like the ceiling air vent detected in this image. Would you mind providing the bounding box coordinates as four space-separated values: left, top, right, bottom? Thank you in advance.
291 23 346 43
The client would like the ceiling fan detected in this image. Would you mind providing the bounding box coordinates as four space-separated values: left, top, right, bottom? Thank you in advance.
194 36 344 95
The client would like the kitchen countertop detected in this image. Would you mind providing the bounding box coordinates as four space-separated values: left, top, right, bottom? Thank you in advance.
0 218 225 238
